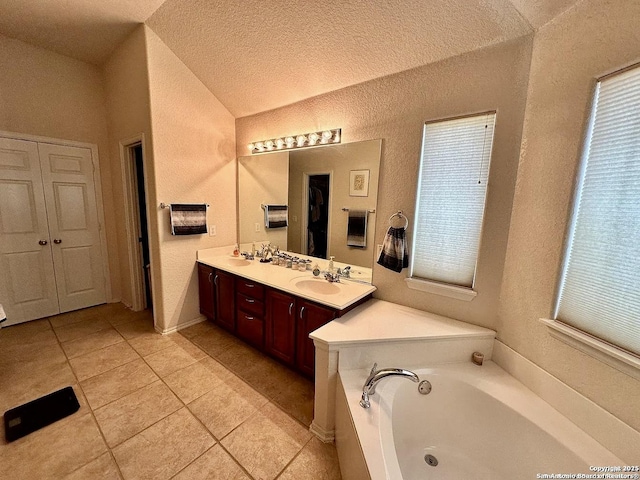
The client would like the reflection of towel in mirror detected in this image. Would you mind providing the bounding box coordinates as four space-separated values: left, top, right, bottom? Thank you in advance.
347 210 367 248
265 205 288 228
170 204 207 235
377 226 409 272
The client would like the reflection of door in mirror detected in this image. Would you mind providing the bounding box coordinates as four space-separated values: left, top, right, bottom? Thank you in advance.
307 174 330 258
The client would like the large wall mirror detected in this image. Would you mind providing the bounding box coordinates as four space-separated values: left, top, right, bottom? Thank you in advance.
238 139 382 283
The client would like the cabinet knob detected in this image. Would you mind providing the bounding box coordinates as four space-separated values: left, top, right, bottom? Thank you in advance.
208 272 212 284
39 240 48 246
299 306 306 319
214 274 219 286
245 315 255 321
53 239 62 244
244 283 255 288
245 298 255 304
288 302 294 316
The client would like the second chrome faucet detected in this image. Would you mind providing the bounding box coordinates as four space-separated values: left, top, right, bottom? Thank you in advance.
360 363 419 408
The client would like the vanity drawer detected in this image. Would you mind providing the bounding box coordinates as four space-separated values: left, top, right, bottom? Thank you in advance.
236 279 265 300
236 310 264 349
237 293 264 316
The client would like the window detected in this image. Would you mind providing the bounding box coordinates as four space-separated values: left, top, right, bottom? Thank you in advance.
555 64 640 358
409 112 496 296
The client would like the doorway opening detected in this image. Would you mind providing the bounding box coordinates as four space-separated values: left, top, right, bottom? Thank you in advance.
306 174 330 259
122 137 152 312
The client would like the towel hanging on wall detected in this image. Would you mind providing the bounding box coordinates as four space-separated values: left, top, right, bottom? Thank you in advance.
169 204 207 235
347 210 368 248
377 212 410 272
264 204 288 228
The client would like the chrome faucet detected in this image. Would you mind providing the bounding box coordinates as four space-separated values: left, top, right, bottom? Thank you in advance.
359 363 419 408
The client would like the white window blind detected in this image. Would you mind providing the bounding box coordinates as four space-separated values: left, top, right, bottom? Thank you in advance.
411 112 496 288
556 65 640 357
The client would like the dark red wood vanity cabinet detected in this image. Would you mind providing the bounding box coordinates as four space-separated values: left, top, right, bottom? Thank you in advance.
197 263 215 320
295 300 337 377
235 278 265 349
265 289 297 366
197 264 235 332
197 262 371 378
213 269 236 332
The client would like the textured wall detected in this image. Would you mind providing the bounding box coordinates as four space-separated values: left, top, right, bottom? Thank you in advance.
0 33 120 302
145 27 236 332
497 0 640 431
236 37 533 330
103 26 155 310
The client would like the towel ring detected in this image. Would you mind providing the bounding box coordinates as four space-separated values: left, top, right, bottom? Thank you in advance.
389 211 409 229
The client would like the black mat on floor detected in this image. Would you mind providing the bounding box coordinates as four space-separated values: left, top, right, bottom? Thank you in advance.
4 386 80 442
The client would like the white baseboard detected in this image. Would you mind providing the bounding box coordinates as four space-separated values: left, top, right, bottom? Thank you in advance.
492 340 640 464
155 316 206 335
310 421 335 443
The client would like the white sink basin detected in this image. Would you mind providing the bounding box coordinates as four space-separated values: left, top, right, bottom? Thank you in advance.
292 277 342 295
227 257 251 267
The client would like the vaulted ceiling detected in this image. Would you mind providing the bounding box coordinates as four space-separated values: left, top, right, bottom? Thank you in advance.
0 0 580 117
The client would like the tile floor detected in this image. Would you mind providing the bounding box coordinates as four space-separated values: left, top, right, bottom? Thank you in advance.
0 303 342 480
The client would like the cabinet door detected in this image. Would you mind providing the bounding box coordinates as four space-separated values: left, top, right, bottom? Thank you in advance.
296 300 336 377
214 269 235 332
236 310 264 349
197 263 215 319
265 289 296 365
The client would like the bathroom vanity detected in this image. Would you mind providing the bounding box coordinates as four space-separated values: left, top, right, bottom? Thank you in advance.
196 249 376 377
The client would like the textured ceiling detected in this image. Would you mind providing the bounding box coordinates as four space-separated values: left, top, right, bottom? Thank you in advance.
0 0 581 116
0 0 166 64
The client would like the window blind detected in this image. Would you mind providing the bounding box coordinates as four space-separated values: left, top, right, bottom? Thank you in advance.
411 112 496 287
556 65 640 357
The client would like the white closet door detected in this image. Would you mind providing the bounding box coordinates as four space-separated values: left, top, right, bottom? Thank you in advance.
0 138 59 325
38 143 106 313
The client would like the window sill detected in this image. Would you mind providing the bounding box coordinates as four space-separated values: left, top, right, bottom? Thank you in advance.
539 318 640 381
405 277 477 301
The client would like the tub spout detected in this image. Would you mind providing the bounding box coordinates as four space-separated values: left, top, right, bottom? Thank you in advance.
359 363 419 408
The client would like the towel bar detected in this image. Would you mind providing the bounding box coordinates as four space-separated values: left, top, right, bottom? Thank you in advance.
160 203 209 209
342 207 375 213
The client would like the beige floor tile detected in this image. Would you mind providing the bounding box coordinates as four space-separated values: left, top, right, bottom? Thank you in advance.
163 356 232 404
53 317 112 343
188 326 244 358
177 320 218 339
173 444 250 480
0 357 77 413
169 333 208 360
272 373 315 427
127 332 176 357
0 319 54 345
80 358 159 409
215 341 267 379
221 403 312 480
61 327 125 359
48 307 103 328
188 374 269 439
278 437 342 480
69 341 140 381
63 452 122 480
0 413 108 480
144 344 201 377
113 315 155 340
113 408 214 480
3 337 66 366
94 381 182 447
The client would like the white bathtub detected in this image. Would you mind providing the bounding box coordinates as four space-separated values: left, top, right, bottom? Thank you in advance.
338 362 624 480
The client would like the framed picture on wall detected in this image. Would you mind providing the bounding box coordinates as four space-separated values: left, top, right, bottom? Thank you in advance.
349 169 370 197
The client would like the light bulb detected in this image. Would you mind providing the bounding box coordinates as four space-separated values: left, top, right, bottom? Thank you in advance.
333 131 341 143
248 143 255 151
322 130 332 140
276 138 285 149
296 135 306 147
308 132 319 145
256 142 264 151
285 136 295 147
265 140 274 150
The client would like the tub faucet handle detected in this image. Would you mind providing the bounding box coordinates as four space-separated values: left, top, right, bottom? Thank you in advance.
369 363 378 376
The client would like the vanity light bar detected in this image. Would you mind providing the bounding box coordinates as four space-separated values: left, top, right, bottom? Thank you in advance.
248 128 341 154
